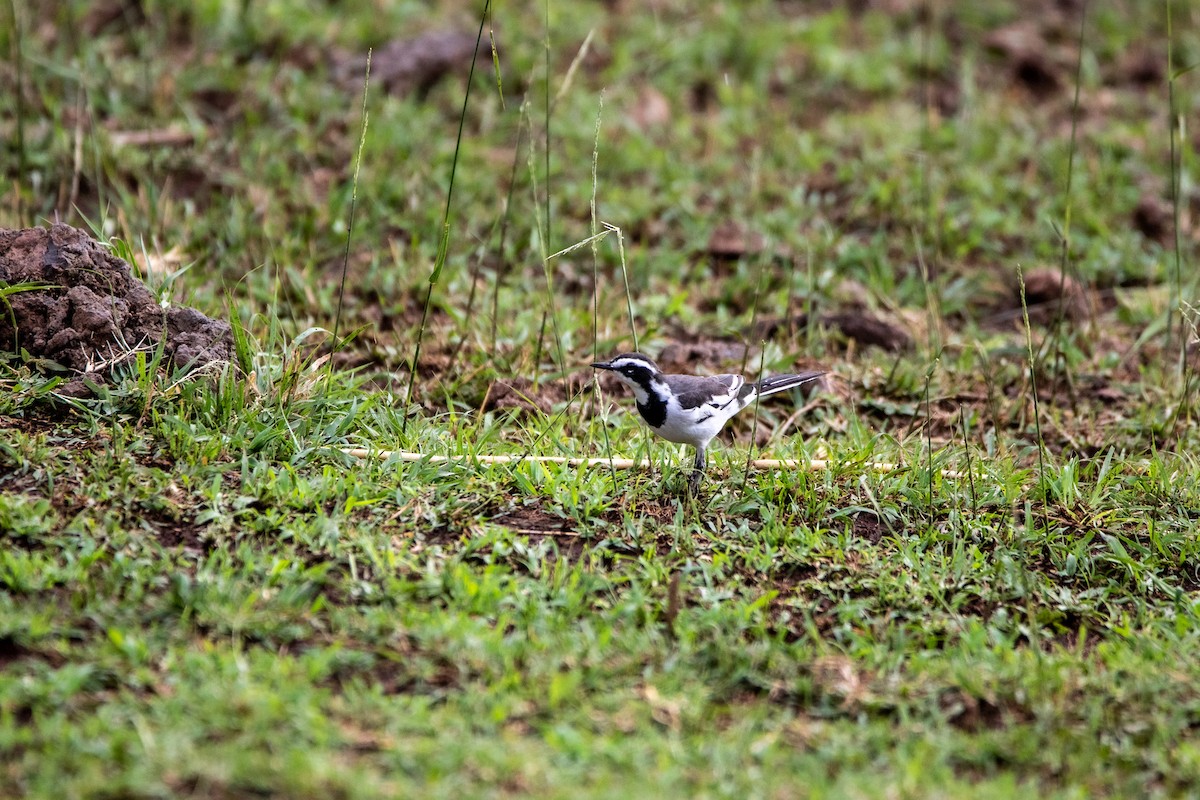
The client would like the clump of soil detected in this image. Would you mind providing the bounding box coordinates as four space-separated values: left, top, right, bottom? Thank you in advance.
983 21 1063 99
1132 193 1174 244
0 224 234 396
332 31 483 97
706 221 766 261
755 311 912 353
658 340 751 371
1018 267 1092 323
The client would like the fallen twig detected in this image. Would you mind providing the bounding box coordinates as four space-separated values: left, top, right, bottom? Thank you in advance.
343 449 650 468
340 448 965 476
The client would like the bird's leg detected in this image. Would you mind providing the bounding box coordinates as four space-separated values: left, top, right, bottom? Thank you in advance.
688 446 706 495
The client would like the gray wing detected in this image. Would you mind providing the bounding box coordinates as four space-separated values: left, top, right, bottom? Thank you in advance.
663 373 745 410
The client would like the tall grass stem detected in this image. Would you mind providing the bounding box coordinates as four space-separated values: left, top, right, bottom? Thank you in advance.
402 1 492 432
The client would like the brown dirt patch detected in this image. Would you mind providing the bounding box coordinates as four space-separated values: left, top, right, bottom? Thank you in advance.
657 340 751 372
822 312 912 353
332 31 484 98
984 22 1063 99
144 510 210 554
756 311 911 353
0 409 79 437
941 688 1033 733
706 221 767 261
0 636 53 669
1018 268 1092 324
850 512 886 544
0 224 234 396
1132 193 1175 245
493 506 576 535
492 506 596 563
482 371 589 416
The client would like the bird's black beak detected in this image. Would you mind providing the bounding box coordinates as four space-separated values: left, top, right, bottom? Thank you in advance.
591 360 613 370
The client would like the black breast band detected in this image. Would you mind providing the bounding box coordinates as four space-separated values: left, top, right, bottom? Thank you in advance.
636 397 667 428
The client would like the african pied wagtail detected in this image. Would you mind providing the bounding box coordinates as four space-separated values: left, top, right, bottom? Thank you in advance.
591 352 824 493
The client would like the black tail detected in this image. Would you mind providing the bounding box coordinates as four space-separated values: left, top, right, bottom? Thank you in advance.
751 370 825 398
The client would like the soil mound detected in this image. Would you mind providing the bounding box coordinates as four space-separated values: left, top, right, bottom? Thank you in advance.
0 224 233 395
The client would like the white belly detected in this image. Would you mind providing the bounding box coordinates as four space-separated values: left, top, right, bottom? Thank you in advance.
649 396 736 448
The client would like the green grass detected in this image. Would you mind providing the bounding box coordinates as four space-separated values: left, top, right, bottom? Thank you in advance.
3 0 1200 797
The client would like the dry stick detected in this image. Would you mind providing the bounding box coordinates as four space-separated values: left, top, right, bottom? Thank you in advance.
341 448 942 474
402 3 491 433
348 451 649 467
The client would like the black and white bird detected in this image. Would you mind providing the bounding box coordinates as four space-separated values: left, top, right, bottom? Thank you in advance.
591 352 824 493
